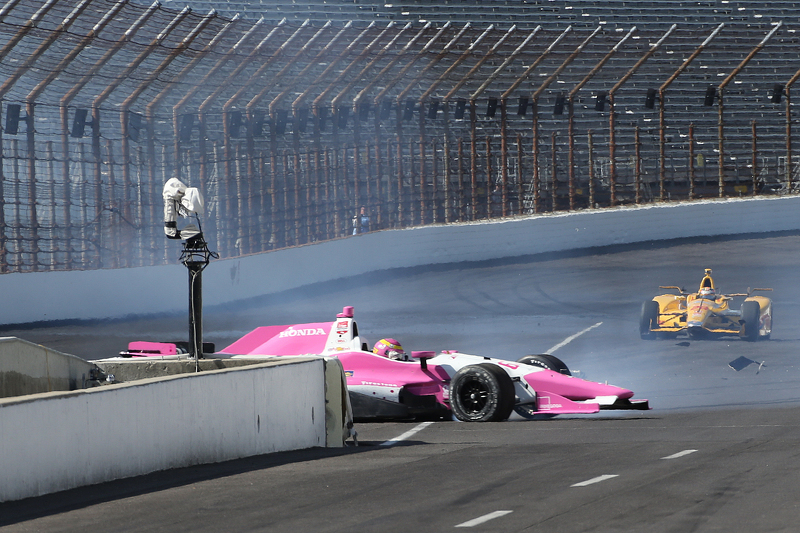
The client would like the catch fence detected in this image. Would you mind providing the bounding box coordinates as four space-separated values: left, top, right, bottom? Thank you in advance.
1 0 800 273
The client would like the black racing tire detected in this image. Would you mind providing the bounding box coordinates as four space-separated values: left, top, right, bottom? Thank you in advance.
639 300 659 340
450 363 515 422
741 300 760 342
516 354 571 376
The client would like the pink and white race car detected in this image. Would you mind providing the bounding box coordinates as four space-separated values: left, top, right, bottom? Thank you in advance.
212 306 649 422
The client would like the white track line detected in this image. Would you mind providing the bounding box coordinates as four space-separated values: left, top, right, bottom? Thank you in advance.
571 474 619 487
455 510 513 528
547 322 603 354
661 449 698 460
380 421 435 446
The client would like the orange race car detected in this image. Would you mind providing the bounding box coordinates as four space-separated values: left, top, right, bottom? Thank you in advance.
640 269 772 341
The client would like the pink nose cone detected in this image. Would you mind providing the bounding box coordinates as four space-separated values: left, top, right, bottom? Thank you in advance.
524 370 634 401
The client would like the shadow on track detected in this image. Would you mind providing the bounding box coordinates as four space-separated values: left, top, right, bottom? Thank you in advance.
0 441 411 527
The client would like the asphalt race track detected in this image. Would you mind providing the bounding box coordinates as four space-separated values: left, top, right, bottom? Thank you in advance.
2 232 800 531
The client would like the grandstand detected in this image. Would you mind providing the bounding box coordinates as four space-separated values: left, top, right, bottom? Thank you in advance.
0 0 798 274
158 0 789 30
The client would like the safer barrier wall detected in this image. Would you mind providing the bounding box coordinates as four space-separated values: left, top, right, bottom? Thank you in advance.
0 197 797 326
0 357 333 503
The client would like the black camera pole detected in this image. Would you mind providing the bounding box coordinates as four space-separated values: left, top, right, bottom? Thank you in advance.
180 233 218 366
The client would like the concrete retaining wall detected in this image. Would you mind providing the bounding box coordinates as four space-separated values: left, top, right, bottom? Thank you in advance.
1 196 798 325
0 356 350 503
0 337 99 398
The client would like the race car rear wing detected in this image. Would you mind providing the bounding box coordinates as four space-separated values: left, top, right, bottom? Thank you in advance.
731 288 773 297
659 286 690 295
659 286 772 297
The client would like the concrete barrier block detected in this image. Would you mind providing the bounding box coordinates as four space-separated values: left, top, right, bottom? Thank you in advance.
0 337 99 397
323 357 356 447
0 358 331 503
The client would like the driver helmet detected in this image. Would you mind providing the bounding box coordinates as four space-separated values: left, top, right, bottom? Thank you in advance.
699 287 715 299
373 338 406 360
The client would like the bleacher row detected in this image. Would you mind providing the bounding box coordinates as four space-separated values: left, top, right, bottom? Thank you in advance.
156 0 792 28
